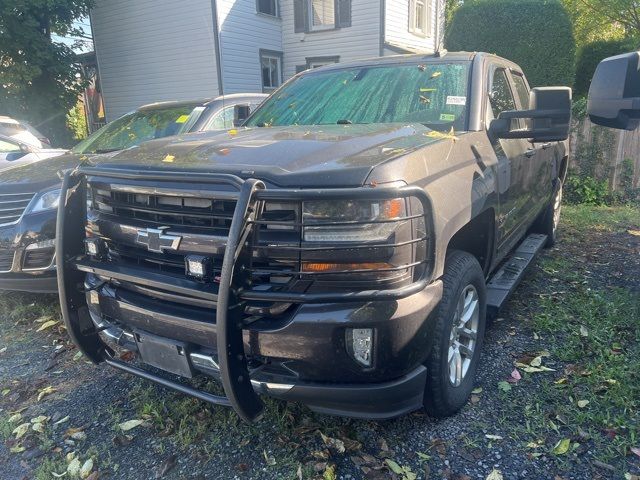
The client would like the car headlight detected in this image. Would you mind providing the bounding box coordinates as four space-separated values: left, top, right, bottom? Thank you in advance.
302 198 406 242
26 188 61 214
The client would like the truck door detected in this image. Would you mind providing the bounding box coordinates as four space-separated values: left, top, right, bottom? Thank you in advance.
486 66 533 253
509 70 553 219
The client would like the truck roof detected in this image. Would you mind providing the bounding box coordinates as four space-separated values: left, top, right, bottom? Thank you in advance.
300 51 519 74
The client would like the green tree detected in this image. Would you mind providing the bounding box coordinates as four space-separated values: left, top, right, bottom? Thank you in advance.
0 0 93 146
445 0 576 87
562 0 635 47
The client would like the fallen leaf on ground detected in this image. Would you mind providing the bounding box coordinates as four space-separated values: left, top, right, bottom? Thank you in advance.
631 447 640 458
37 320 59 332
12 423 30 439
73 351 83 361
471 387 482 394
67 458 81 477
553 438 571 455
8 413 22 423
323 464 337 480
579 325 589 337
80 458 94 479
508 368 522 383
155 454 176 478
54 416 70 426
113 434 133 446
263 450 276 466
486 469 504 480
497 381 511 392
485 434 503 441
320 432 345 454
37 385 56 401
118 419 145 431
51 472 67 478
627 229 640 236
577 400 589 408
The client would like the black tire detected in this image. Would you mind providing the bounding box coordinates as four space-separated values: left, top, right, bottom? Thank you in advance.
532 181 563 248
424 250 487 418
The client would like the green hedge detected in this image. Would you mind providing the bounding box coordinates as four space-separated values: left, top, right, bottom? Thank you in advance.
445 0 576 87
574 38 640 97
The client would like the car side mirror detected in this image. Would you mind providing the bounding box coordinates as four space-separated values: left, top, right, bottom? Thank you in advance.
233 104 251 127
489 87 572 142
19 143 34 153
587 51 640 130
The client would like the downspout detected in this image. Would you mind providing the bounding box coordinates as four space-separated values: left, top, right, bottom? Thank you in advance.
379 0 386 56
211 0 224 95
434 0 440 53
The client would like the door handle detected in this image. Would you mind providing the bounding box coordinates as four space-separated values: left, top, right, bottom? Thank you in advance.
541 142 552 149
525 148 536 158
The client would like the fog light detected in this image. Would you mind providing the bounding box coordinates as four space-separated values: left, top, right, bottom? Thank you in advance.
346 328 373 367
84 238 107 259
185 255 213 281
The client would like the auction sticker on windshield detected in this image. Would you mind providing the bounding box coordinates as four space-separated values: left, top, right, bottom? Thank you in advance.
446 96 467 105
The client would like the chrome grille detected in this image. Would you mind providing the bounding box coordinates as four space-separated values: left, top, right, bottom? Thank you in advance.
0 192 35 226
92 187 236 234
0 249 14 271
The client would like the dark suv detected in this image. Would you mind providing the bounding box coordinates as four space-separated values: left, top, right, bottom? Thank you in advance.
0 94 266 293
59 52 571 421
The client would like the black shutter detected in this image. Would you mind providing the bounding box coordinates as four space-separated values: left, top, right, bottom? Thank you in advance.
294 0 308 32
335 0 351 28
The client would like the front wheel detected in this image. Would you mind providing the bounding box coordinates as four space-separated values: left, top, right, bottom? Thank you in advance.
423 250 487 417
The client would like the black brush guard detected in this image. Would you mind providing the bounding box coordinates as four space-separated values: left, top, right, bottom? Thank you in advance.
57 166 433 423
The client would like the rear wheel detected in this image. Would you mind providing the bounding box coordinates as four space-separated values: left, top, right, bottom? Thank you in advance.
532 181 563 248
424 251 487 417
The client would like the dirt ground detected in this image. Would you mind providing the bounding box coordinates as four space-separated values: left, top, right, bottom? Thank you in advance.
0 205 639 480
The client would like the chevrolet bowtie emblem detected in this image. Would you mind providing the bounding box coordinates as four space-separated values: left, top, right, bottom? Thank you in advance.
136 226 182 253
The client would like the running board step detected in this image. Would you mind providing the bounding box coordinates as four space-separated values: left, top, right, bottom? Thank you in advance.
486 233 547 316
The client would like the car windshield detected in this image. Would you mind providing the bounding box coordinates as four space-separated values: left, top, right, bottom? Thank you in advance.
72 104 204 154
246 61 471 130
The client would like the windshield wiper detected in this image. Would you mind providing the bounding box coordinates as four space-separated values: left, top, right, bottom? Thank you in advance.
93 148 122 154
336 119 352 125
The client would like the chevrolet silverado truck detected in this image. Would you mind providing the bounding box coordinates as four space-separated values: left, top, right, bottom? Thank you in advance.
58 52 571 422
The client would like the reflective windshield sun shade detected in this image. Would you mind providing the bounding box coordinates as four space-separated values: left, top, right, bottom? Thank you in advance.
247 62 470 130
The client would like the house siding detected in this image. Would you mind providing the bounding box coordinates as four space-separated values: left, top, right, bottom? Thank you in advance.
281 0 381 79
217 0 283 93
91 0 220 121
384 0 443 54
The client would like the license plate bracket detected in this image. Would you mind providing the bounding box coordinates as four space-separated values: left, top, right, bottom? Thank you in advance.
135 331 194 378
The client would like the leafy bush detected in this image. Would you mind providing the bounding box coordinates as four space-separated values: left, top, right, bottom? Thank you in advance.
565 176 610 205
445 0 576 87
574 38 640 97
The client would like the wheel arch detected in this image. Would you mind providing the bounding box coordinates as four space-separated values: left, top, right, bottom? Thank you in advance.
444 208 495 276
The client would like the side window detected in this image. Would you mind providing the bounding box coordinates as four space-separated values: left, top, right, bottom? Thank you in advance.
0 139 20 153
204 106 235 131
409 0 433 37
257 0 277 16
489 69 517 119
511 72 530 110
260 50 283 92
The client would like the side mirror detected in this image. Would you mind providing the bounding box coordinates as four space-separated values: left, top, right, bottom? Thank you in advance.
489 87 572 142
587 51 640 130
233 104 251 127
19 143 34 153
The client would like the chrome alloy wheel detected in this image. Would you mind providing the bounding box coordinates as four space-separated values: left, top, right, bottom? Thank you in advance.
448 285 480 387
552 183 563 234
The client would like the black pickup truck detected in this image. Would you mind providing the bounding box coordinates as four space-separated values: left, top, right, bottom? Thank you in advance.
58 52 571 422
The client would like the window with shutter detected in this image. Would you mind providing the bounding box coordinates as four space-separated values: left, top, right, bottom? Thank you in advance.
309 0 335 30
335 0 351 28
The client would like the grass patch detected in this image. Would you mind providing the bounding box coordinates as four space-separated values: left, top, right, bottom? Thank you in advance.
500 205 640 473
33 455 68 480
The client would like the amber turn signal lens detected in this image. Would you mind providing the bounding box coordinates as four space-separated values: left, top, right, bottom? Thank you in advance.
382 198 404 219
302 262 393 272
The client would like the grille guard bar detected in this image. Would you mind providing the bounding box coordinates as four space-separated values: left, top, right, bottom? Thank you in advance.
57 166 434 423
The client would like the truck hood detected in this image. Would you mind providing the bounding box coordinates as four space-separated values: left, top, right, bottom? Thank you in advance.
83 124 448 187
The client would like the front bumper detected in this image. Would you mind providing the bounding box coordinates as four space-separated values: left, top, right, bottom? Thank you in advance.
0 209 57 293
58 167 436 421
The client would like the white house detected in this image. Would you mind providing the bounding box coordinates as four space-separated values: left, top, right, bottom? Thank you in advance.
91 0 445 121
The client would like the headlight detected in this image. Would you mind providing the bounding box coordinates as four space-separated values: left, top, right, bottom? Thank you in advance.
26 188 61 214
302 198 406 242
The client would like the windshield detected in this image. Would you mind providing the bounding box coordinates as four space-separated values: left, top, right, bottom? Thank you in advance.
72 104 204 154
246 61 471 130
